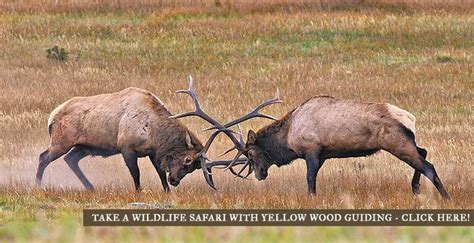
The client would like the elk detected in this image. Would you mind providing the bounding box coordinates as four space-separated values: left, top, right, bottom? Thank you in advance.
36 84 225 191
221 95 450 199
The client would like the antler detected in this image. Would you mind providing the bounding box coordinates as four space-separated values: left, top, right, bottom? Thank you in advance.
171 76 246 189
208 157 252 179
171 76 245 155
214 90 281 175
172 76 281 188
199 86 282 175
203 88 282 132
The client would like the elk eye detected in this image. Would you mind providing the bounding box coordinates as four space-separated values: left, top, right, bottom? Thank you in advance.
185 157 192 163
248 150 255 157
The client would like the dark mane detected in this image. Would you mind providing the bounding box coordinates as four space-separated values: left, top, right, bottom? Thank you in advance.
257 108 295 137
256 108 299 166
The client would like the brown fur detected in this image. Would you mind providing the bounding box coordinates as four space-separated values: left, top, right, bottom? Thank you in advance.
246 96 450 199
37 87 203 192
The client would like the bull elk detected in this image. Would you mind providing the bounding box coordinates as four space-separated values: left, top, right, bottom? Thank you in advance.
36 82 235 191
202 92 450 199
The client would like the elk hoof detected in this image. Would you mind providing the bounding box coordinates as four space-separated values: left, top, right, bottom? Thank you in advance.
412 187 421 195
85 187 95 191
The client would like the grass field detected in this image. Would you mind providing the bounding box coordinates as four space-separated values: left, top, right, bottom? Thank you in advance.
0 0 473 242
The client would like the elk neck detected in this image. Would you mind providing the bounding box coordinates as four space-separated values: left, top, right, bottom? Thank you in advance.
256 110 299 166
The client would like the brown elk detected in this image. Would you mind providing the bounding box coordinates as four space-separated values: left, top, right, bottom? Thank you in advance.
210 95 450 199
36 84 228 191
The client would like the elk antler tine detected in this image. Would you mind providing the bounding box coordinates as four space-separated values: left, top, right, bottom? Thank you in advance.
223 151 243 171
206 157 250 179
201 126 217 132
237 125 244 144
207 158 248 168
235 161 250 178
218 146 237 157
257 114 278 121
187 75 193 89
229 166 248 179
201 159 216 190
216 128 238 134
218 90 282 130
244 162 254 178
175 89 189 94
169 112 196 119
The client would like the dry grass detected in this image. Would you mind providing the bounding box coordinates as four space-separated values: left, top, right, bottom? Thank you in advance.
0 1 473 241
1 0 473 13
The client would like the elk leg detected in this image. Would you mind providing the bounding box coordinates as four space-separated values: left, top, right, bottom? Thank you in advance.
411 170 421 195
149 155 170 192
36 145 71 185
122 151 141 192
386 141 450 199
411 146 427 195
64 147 94 190
420 158 450 199
305 153 324 194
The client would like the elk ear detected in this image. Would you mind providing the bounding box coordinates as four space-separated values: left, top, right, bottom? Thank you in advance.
185 131 193 149
247 130 257 144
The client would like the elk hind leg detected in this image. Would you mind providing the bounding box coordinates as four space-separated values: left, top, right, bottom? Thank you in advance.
36 145 71 185
411 146 428 195
387 141 450 199
64 147 94 190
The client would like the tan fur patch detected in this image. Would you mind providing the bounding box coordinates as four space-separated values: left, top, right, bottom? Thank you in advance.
386 104 416 133
48 98 74 127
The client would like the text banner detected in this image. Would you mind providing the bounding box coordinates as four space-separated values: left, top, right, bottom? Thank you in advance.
83 209 473 226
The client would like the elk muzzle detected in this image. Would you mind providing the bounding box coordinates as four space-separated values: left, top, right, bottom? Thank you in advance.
168 176 180 186
255 168 268 181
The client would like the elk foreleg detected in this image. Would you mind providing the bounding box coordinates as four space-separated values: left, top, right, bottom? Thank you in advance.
122 151 141 192
149 155 170 192
305 153 324 194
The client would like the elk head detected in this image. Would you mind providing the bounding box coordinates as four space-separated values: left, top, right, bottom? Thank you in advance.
166 131 204 187
244 130 274 180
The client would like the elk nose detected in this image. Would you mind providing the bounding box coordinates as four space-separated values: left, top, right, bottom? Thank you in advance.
169 177 179 186
257 170 267 180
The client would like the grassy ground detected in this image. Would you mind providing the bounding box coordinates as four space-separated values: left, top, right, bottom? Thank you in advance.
0 1 473 242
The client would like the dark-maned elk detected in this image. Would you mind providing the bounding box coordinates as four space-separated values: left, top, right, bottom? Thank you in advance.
213 95 450 199
36 85 221 192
